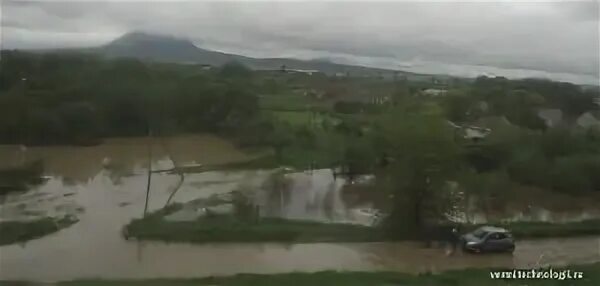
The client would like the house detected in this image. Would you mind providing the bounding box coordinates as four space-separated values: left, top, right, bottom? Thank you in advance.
420 88 448 97
447 121 491 142
286 69 321 76
342 93 391 105
199 64 213 70
265 66 322 76
370 95 391 105
537 108 563 128
576 112 600 130
463 126 491 141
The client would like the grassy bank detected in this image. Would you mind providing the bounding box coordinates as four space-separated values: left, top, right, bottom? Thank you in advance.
8 263 599 286
423 220 600 242
125 208 383 243
496 220 600 239
125 204 600 244
0 216 78 246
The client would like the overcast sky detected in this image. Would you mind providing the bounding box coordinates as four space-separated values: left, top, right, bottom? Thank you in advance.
2 0 599 84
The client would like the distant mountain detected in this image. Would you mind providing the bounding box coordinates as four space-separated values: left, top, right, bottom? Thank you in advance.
97 32 412 77
100 32 244 65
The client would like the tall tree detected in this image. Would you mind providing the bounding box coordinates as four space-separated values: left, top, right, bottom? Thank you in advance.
373 109 463 237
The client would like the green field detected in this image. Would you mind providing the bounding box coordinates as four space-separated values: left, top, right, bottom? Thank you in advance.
125 207 383 243
496 220 600 239
271 111 340 127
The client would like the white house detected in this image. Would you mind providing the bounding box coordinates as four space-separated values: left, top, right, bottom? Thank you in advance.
421 88 448 97
576 112 600 129
447 121 492 141
463 126 491 141
287 69 320 76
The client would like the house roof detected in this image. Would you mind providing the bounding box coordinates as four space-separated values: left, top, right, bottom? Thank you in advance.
464 127 491 139
576 112 600 129
537 108 563 127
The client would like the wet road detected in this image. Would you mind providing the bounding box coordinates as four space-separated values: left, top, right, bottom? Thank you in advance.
1 135 599 282
1 235 599 282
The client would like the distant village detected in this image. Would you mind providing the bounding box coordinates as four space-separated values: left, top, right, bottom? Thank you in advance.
199 62 600 137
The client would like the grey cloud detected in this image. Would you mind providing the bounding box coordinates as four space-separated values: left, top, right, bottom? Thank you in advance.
556 1 599 22
1 1 598 84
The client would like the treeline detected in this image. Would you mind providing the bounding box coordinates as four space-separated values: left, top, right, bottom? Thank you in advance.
0 51 263 145
480 125 600 195
328 100 600 235
442 76 599 129
436 75 600 195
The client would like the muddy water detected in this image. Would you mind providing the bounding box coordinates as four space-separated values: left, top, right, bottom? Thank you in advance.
1 135 600 282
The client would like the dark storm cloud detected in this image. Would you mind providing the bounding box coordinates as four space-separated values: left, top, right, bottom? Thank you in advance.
1 0 598 83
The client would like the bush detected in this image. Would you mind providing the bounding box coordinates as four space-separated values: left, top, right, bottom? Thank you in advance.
219 61 252 78
509 152 599 194
539 128 587 158
507 148 550 187
463 144 508 172
548 156 592 194
334 101 364 114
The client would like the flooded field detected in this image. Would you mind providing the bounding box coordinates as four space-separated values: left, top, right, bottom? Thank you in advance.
1 134 600 282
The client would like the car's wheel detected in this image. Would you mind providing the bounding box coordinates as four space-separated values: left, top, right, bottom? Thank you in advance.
466 246 481 254
507 245 515 254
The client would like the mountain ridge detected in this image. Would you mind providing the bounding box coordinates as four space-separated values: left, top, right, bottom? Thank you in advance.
97 31 417 77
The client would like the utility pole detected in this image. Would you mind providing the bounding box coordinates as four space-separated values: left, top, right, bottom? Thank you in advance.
143 127 152 217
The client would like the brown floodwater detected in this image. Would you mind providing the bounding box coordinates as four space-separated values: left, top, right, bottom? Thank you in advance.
0 135 599 282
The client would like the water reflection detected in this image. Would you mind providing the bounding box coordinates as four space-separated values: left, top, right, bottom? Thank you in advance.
0 135 251 183
256 169 359 223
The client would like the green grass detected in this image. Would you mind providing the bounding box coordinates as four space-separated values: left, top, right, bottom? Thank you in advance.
497 220 600 239
272 111 316 126
126 207 600 244
426 220 600 241
125 206 383 243
9 263 599 286
0 216 78 245
271 110 340 128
